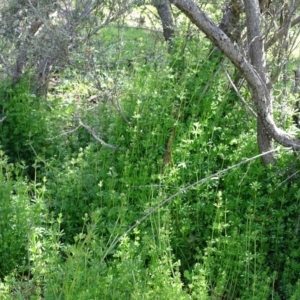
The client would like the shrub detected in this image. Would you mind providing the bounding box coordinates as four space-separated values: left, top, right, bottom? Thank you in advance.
0 79 58 178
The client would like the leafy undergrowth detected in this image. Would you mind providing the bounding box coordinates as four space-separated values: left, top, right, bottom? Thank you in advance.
1 28 300 300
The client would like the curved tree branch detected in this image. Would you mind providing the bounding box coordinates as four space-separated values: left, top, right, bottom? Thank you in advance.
170 0 300 156
76 116 119 150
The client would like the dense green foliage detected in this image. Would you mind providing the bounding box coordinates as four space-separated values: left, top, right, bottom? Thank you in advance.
1 24 300 300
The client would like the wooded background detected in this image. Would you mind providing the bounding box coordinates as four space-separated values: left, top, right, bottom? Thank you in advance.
0 1 300 299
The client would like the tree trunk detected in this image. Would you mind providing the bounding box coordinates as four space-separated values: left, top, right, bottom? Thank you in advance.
13 19 43 85
293 66 300 95
293 65 300 127
244 0 275 164
153 0 174 50
170 0 300 163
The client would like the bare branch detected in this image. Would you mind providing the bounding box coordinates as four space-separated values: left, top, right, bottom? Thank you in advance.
0 116 7 123
265 15 300 50
49 125 81 140
76 116 119 150
222 66 257 118
86 0 140 39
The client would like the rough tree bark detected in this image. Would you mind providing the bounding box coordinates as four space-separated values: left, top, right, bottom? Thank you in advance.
153 0 174 50
13 19 44 85
170 0 300 164
293 66 300 95
244 0 275 164
293 65 300 127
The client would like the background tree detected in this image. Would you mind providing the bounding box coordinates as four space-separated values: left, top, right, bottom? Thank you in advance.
2 1 300 299
153 0 175 48
0 0 139 93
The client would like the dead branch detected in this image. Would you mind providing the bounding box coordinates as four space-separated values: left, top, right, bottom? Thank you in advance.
0 116 7 123
265 15 300 50
223 66 257 118
76 115 119 150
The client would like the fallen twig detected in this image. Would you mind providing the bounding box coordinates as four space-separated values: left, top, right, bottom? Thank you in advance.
76 116 119 150
0 116 7 123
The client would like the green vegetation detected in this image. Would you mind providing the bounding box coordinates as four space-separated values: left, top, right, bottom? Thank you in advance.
1 20 300 300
